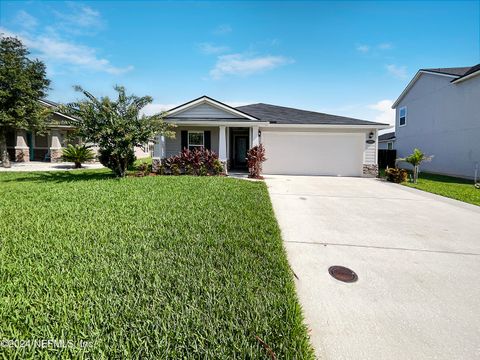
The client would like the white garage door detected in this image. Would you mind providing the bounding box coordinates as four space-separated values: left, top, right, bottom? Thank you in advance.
261 132 364 176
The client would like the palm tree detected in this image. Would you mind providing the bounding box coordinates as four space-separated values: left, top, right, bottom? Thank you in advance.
397 148 433 183
61 144 95 168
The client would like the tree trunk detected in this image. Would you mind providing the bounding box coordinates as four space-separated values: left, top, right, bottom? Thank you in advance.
74 162 82 169
0 129 11 168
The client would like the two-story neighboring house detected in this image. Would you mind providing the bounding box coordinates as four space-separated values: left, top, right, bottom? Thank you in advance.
392 64 480 179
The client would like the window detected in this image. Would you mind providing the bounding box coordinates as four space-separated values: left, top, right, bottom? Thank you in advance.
188 131 204 151
399 106 407 126
387 142 393 150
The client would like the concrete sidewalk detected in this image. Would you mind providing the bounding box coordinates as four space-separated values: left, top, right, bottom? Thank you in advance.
265 175 480 360
0 161 104 172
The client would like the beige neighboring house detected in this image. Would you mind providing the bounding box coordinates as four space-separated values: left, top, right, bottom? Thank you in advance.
5 99 78 163
6 99 151 163
153 96 389 176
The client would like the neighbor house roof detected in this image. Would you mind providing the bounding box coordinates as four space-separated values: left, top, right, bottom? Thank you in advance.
39 99 79 124
393 63 480 108
378 132 396 142
236 103 388 126
421 66 473 76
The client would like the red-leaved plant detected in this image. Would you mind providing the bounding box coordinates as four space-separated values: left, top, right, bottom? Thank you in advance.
160 147 224 176
246 144 266 179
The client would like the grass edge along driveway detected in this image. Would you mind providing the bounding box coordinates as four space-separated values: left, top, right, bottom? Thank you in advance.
401 172 479 206
0 170 314 359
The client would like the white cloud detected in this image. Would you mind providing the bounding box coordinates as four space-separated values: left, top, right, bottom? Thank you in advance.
357 42 393 53
356 44 370 53
198 42 229 55
141 103 180 116
0 27 133 75
53 3 103 31
378 42 393 50
210 53 293 79
15 10 38 29
213 24 232 35
368 99 395 127
386 64 408 79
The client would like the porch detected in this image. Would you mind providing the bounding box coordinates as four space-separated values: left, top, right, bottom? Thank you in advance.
154 124 261 171
5 127 77 163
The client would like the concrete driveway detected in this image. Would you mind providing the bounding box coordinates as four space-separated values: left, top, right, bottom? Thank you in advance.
265 176 480 360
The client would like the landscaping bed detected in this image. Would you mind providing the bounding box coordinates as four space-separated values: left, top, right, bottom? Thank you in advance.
0 170 313 358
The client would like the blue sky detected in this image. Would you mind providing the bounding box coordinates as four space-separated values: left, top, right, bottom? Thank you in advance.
1 1 479 128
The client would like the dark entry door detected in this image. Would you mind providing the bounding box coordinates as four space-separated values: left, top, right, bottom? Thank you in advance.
234 136 248 168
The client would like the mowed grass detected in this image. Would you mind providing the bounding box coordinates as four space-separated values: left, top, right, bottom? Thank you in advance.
0 170 314 359
402 172 480 206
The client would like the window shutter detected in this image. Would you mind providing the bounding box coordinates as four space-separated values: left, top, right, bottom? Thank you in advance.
204 131 211 150
181 131 188 150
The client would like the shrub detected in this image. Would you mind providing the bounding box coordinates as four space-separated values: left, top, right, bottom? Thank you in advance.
61 144 95 168
160 148 224 176
135 161 152 176
247 144 266 179
385 167 408 183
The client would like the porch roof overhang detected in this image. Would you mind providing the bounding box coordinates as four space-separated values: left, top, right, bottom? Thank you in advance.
164 119 270 126
166 121 390 130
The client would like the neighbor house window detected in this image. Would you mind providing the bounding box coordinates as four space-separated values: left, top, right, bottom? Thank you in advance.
387 142 393 150
188 131 204 151
399 106 407 126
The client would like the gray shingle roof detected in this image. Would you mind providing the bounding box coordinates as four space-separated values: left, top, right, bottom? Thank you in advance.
422 64 480 78
378 132 395 141
236 103 387 126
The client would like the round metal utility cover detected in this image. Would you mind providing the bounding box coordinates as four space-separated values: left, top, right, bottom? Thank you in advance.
328 266 358 283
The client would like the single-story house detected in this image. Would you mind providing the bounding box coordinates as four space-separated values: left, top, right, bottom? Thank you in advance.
153 96 389 176
378 132 396 150
5 99 78 162
392 64 480 179
5 99 151 163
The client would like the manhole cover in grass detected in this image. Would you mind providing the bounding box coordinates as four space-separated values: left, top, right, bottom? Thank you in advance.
328 266 358 283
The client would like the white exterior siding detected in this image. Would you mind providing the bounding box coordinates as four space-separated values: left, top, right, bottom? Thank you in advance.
363 131 377 165
173 103 239 119
395 73 480 179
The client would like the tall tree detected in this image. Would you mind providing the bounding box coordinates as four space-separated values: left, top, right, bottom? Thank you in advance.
0 35 51 167
62 86 175 177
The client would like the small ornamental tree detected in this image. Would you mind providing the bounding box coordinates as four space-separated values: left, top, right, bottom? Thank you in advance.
61 86 175 177
397 148 433 183
246 144 266 179
0 36 51 167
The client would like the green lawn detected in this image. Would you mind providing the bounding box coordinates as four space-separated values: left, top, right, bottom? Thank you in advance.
0 170 314 359
399 172 479 206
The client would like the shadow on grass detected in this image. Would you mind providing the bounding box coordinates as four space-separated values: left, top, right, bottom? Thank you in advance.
1 170 116 183
417 173 473 185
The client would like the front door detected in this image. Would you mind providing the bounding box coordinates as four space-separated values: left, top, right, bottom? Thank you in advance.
234 135 248 169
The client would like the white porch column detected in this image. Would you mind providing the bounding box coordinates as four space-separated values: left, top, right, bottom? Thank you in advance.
15 130 29 162
251 126 259 147
153 135 166 159
49 129 63 162
152 135 166 172
218 126 227 161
